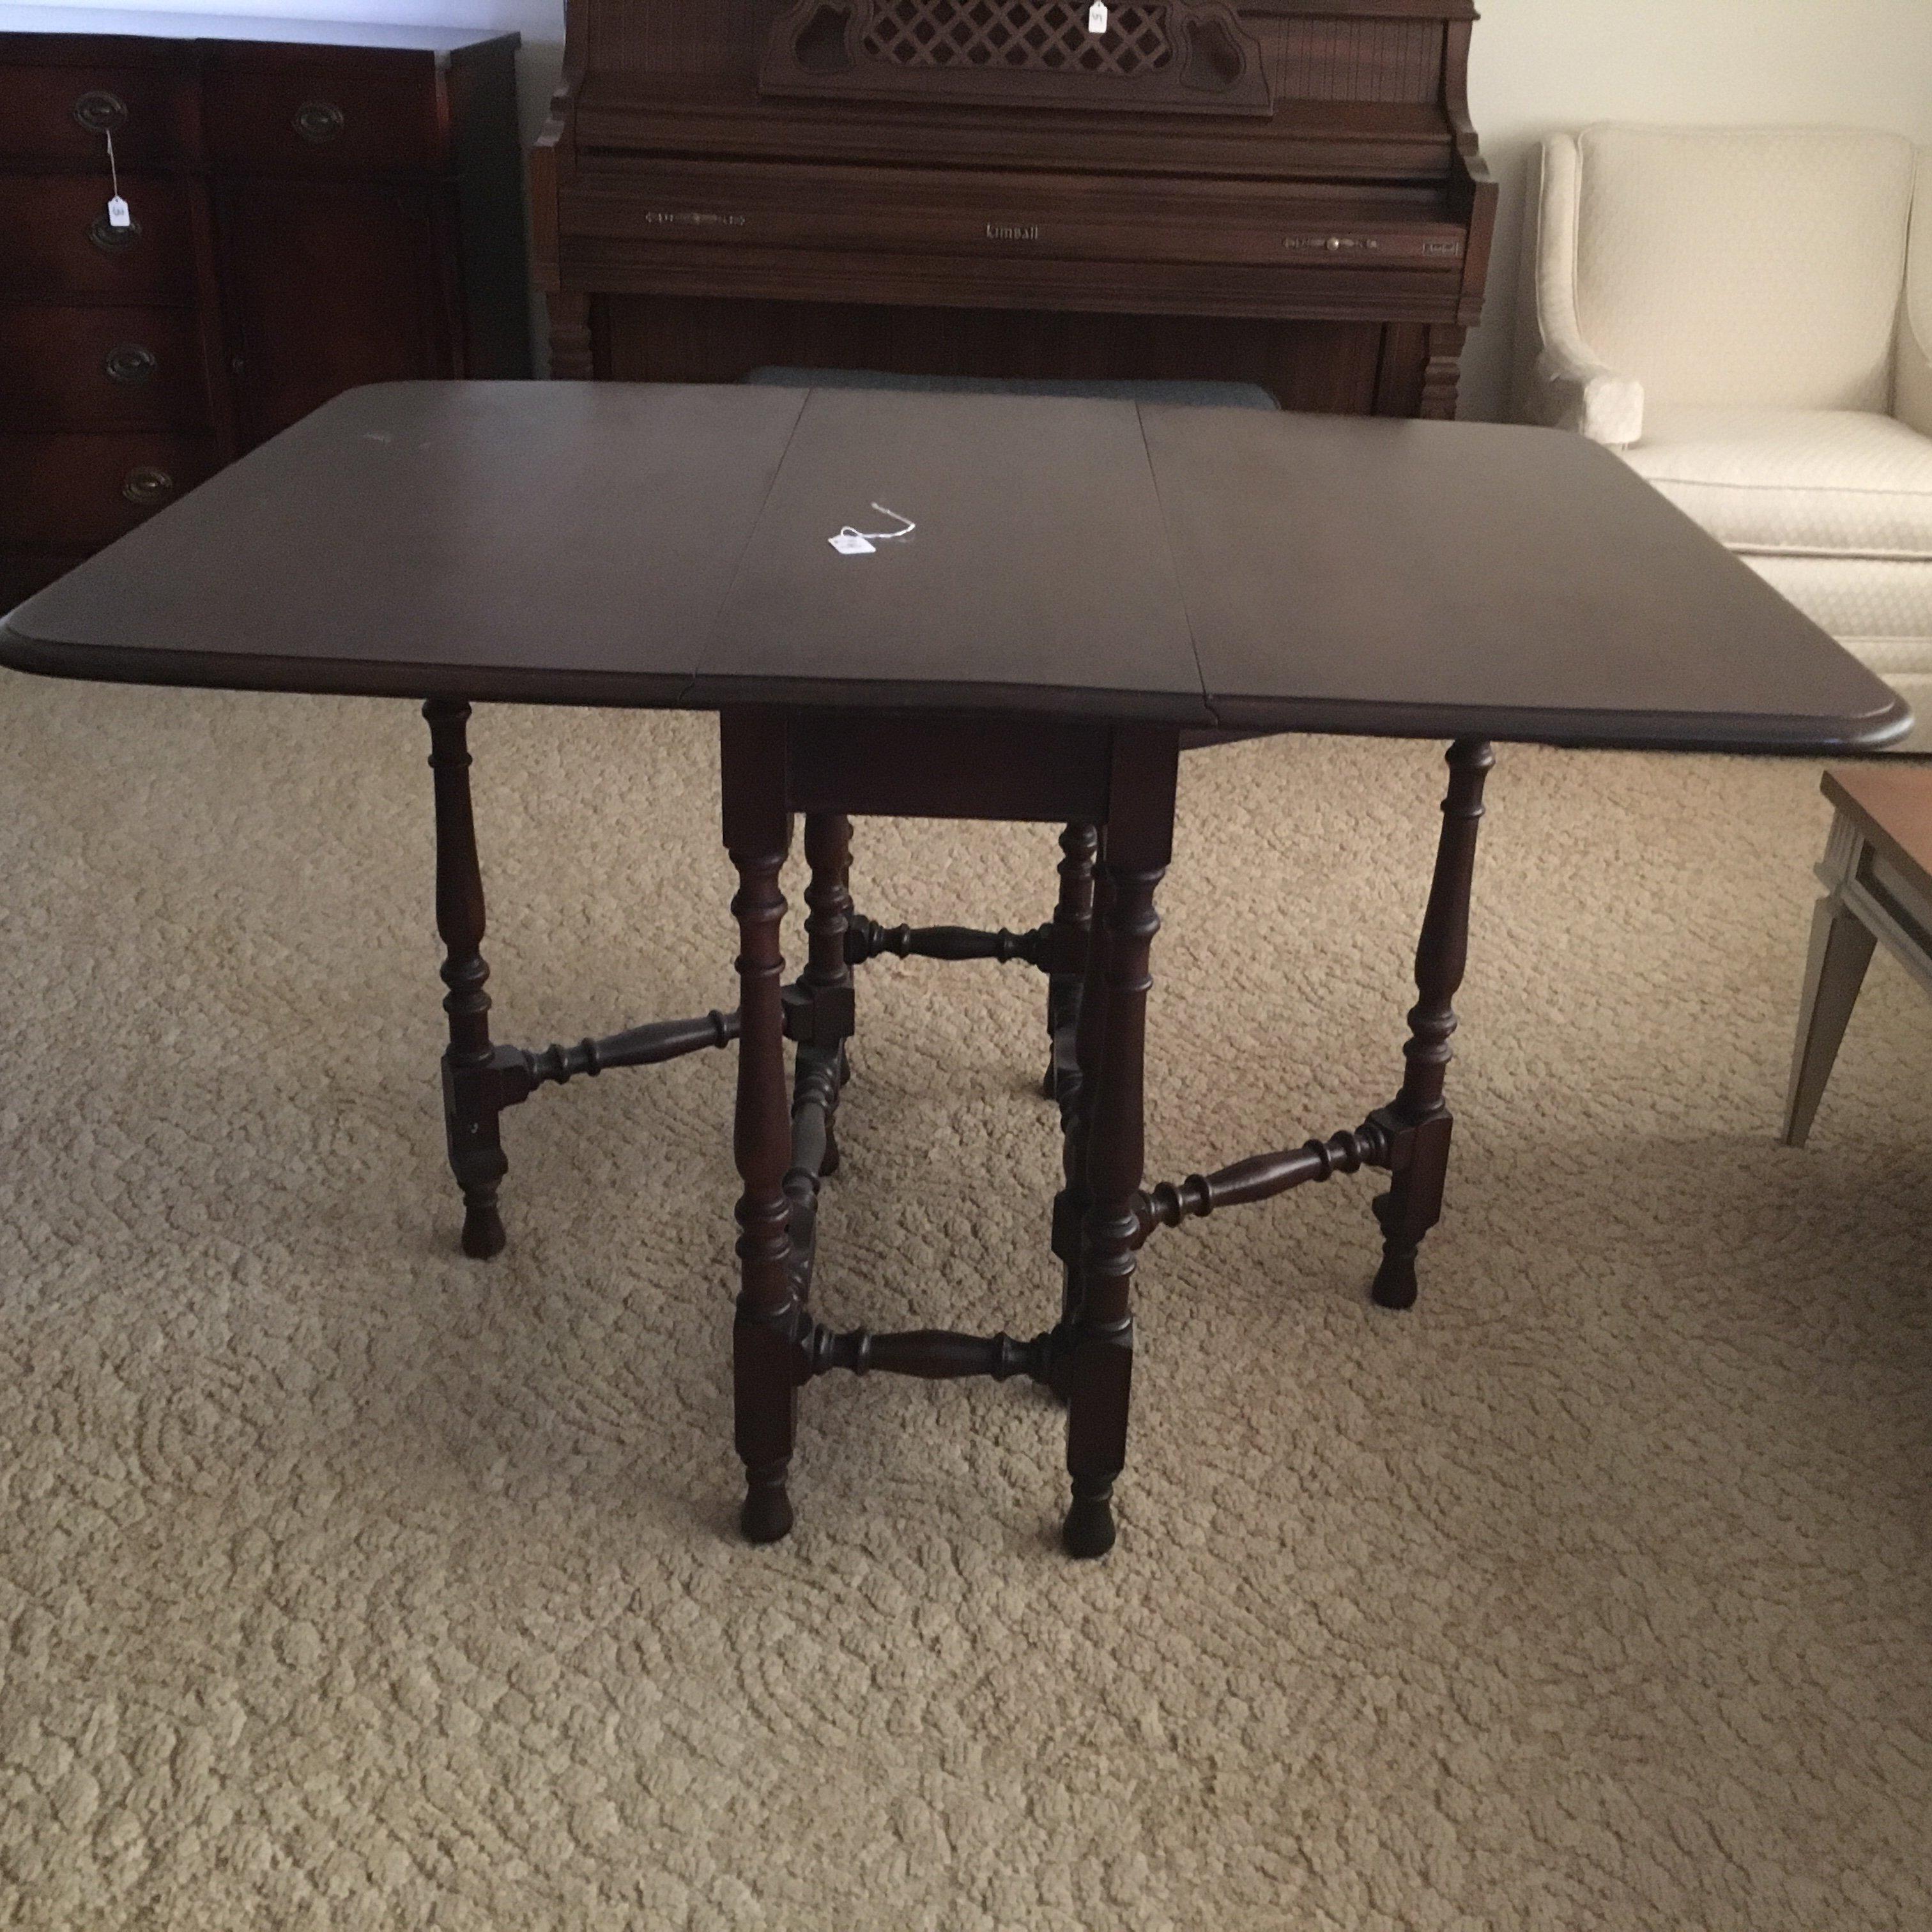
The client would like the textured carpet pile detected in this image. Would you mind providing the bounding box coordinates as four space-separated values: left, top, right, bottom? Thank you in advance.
1 676 1929 1930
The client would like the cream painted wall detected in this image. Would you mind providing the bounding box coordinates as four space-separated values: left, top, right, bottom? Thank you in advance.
34 0 1932 415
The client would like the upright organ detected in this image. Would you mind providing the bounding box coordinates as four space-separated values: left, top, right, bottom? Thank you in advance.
531 0 1494 415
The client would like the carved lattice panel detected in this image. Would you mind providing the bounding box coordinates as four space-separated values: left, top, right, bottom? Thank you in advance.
859 0 1173 78
760 0 1271 115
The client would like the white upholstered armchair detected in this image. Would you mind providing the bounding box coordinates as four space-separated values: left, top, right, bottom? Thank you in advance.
1519 126 1932 734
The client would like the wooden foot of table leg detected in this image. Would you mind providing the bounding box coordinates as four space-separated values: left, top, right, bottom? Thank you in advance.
724 712 801 1544
740 1461 795 1545
1370 737 1492 1311
1370 1143 1442 1310
1062 730 1175 1557
424 698 509 1260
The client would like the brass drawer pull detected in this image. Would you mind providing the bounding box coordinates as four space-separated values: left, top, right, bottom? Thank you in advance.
105 343 158 386
72 89 128 134
88 210 142 252
293 99 346 144
121 465 175 508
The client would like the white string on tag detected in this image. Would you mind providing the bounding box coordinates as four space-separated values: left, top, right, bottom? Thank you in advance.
103 127 132 229
827 503 916 556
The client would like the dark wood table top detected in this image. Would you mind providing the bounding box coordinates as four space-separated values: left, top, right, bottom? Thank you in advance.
1 381 1909 752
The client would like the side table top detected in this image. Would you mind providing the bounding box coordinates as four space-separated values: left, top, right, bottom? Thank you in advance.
1823 765 1932 892
1 380 1910 754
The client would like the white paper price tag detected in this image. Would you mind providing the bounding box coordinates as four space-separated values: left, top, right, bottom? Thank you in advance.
827 503 916 556
106 194 132 230
1088 2 1108 31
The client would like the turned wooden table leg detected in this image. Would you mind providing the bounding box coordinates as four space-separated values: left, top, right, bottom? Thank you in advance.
1370 737 1494 1310
723 712 801 1544
799 811 855 1177
424 698 509 1261
1042 822 1098 1098
1062 729 1176 1558
1051 858 1112 1340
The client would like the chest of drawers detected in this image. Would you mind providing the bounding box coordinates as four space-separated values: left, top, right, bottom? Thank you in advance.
0 8 530 608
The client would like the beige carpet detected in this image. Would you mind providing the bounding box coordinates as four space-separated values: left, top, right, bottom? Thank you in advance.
2 675 1929 1931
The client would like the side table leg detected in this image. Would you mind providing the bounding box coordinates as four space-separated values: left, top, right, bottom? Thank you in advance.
724 712 801 1544
424 698 509 1261
1042 823 1099 1098
1370 737 1494 1310
1063 730 1176 1558
1781 887 1876 1147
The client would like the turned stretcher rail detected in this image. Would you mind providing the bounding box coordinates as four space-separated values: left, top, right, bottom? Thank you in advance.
845 913 1054 967
1135 1122 1392 1243
802 1322 1057 1384
503 1009 740 1096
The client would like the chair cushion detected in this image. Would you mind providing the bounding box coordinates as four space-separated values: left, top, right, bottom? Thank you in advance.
1743 555 1932 670
1572 125 1915 412
1621 407 1932 561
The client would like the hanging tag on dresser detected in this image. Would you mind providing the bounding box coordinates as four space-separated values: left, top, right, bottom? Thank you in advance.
1088 3 1108 32
103 130 132 229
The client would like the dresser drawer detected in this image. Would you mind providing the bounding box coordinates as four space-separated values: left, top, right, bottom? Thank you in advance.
0 62 197 167
203 49 444 176
0 306 210 432
0 433 218 548
0 174 197 296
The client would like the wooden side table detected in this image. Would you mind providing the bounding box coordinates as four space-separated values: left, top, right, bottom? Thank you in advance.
1783 766 1932 1146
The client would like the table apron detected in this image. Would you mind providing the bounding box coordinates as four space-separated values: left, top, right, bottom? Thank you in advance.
780 709 1115 824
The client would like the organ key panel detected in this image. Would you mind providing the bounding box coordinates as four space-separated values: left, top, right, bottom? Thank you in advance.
532 0 1495 415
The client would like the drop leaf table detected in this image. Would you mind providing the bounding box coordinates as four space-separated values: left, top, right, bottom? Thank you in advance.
1 381 1908 1556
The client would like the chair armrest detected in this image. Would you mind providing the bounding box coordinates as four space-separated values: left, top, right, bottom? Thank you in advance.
1900 322 1932 439
1532 346 1646 448
1898 151 1932 438
1519 134 1646 447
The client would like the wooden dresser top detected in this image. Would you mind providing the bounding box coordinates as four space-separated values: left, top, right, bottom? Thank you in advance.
0 6 517 56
